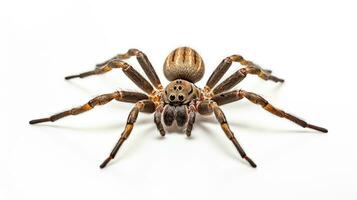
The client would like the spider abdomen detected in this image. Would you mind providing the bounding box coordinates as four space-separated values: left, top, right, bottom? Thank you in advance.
164 47 205 83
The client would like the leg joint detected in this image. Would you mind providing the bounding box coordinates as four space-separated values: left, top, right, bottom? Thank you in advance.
263 104 285 118
239 90 268 107
212 103 228 124
88 94 117 107
228 55 244 62
221 123 234 139
121 124 134 139
71 104 92 115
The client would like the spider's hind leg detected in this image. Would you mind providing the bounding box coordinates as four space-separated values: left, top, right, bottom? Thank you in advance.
66 49 162 89
66 60 155 94
97 49 162 89
205 55 284 95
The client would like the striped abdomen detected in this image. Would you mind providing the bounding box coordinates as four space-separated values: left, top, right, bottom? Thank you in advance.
164 47 205 83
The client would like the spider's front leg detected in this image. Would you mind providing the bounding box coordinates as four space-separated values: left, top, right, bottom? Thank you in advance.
211 90 328 133
29 91 148 124
205 55 284 95
197 100 257 168
100 100 156 169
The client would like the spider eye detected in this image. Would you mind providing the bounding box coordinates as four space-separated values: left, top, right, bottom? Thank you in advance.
173 86 177 90
169 95 176 101
178 86 182 90
178 94 184 101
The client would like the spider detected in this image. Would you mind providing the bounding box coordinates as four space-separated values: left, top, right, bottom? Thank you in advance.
29 47 328 169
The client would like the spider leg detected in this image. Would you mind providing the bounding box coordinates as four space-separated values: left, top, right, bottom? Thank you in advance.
212 66 284 95
96 49 162 89
205 55 284 95
29 91 148 124
197 100 257 168
100 100 156 169
154 103 165 136
211 90 328 133
66 60 154 94
66 49 162 89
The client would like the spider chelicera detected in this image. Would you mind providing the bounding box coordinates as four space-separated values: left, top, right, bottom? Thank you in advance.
29 47 328 169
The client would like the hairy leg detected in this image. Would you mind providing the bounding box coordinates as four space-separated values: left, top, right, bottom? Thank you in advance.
66 60 155 94
96 49 162 89
211 90 328 133
197 100 257 168
212 65 283 95
100 100 156 168
29 91 148 124
205 55 283 95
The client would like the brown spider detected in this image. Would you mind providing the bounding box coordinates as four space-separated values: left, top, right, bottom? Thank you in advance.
29 47 328 169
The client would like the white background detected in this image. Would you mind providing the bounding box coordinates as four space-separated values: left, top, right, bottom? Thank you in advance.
1 0 356 199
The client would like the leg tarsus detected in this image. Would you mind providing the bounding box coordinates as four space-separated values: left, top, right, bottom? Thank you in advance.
64 61 114 80
229 133 257 168
65 70 98 80
100 156 113 169
306 124 328 133
29 118 51 124
65 75 80 80
243 155 257 168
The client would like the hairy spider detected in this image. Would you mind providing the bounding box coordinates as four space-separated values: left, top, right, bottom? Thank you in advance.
29 47 328 168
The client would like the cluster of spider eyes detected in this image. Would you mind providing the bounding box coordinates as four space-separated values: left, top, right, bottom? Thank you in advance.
170 94 184 101
173 86 182 90
169 85 184 102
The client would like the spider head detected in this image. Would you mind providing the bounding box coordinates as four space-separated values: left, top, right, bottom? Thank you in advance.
163 79 197 105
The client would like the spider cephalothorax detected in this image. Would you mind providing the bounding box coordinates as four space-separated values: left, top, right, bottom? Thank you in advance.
30 47 328 169
159 79 201 133
163 79 200 105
